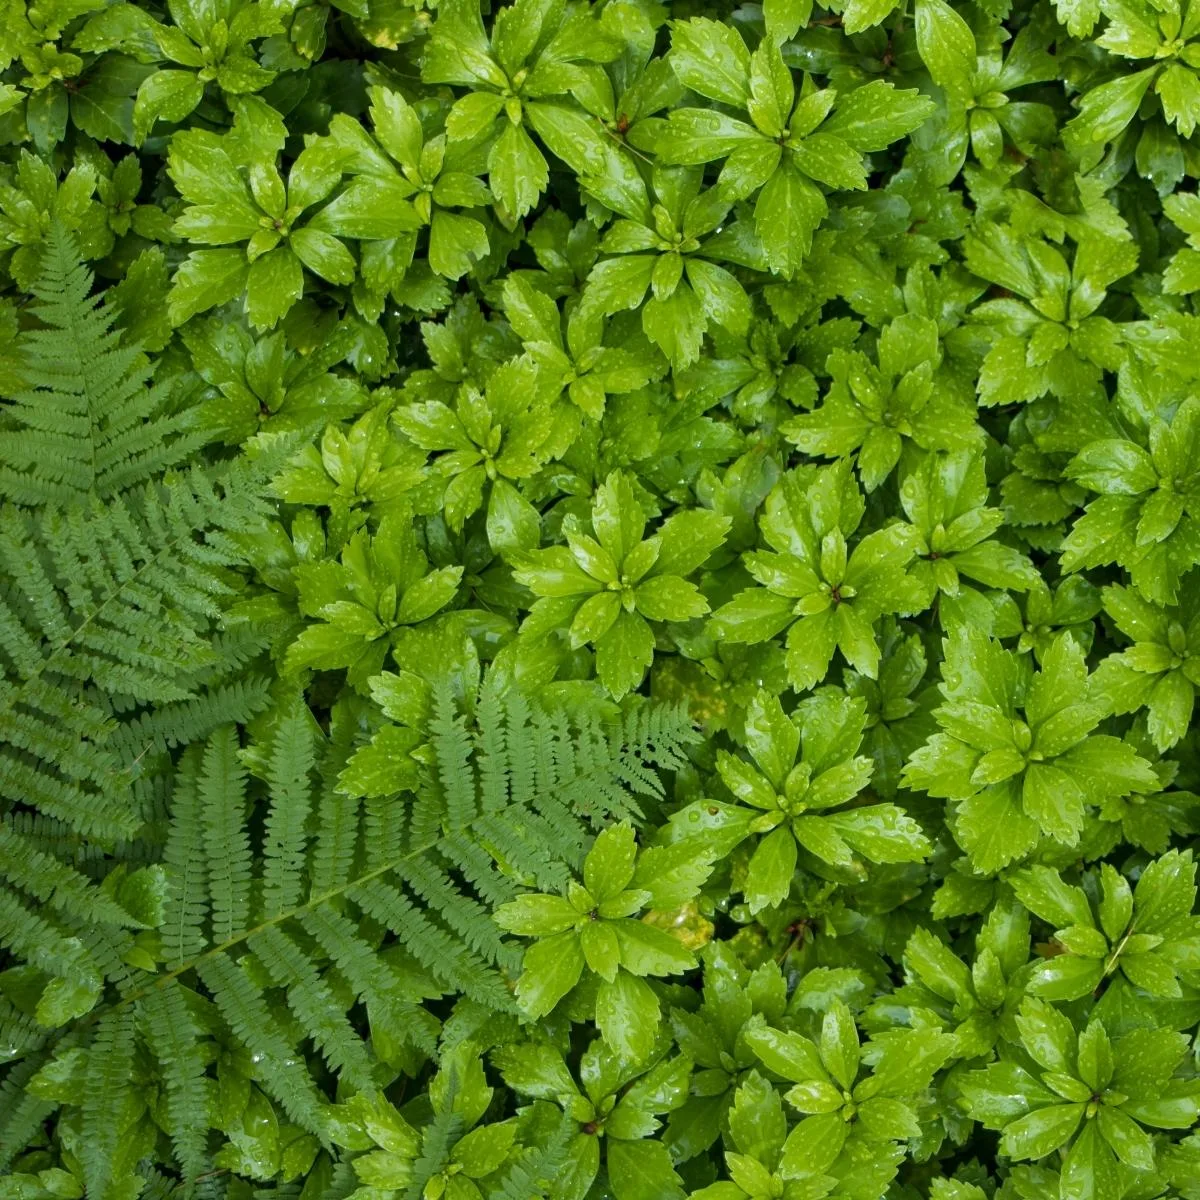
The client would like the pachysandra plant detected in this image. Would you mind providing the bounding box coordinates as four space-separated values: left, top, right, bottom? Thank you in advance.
7 2 1200 1199
904 627 1162 871
495 820 715 1062
700 686 930 913
713 460 930 689
513 469 730 697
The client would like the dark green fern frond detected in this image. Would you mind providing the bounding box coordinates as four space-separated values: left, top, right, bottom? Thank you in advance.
0 237 292 1055
0 225 204 507
0 997 47 1064
0 820 140 932
422 680 698 892
194 951 329 1138
109 674 275 762
247 924 377 1091
0 881 105 1005
161 746 209 968
297 905 439 1055
138 979 210 1186
0 819 141 1030
198 727 252 945
261 697 317 917
0 452 286 838
80 1007 136 1200
349 875 513 1009
0 1058 55 1172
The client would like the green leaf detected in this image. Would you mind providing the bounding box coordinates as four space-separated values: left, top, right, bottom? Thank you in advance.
596 971 660 1063
495 893 579 936
635 575 708 622
584 822 638 902
168 249 249 325
744 1017 827 1083
729 1070 788 1165
818 1001 859 1090
1015 998 1076 1074
1000 1103 1083 1160
1064 67 1158 162
915 0 976 106
1133 849 1197 932
643 284 706 371
246 247 304 330
429 209 490 280
607 1139 686 1200
290 229 356 285
754 164 825 277
133 70 203 142
821 81 935 151
745 826 797 914
489 121 548 219
669 18 750 107
515 931 585 1018
843 0 900 35
1061 1120 1121 1200
763 0 813 42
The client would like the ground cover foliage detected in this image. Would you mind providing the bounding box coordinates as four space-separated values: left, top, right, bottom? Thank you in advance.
3 0 1200 1197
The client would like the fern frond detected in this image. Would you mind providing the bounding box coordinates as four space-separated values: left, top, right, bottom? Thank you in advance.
261 698 316 917
29 682 697 1186
0 883 102 987
403 1108 463 1200
151 683 696 1009
109 675 275 763
362 793 406 872
0 221 310 1200
80 1006 136 1200
139 978 211 1185
162 748 208 968
0 449 287 853
349 877 512 1008
475 683 509 814
247 925 377 1091
398 855 516 969
0 1057 56 1170
0 225 203 506
297 906 438 1054
439 834 513 908
199 727 251 944
430 682 476 832
0 820 138 930
194 952 327 1138
0 996 47 1063
0 829 139 1023
310 783 360 896
487 1107 576 1200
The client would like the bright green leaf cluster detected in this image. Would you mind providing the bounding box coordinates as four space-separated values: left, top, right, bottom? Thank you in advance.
5 2 1200 1200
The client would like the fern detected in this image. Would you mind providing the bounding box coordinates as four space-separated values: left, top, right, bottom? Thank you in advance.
192 951 329 1136
261 696 316 917
198 726 253 944
32 677 696 1188
0 225 203 506
80 1007 136 1200
0 251 699 1200
403 1108 464 1200
0 236 290 1176
486 1108 577 1200
139 979 210 1185
0 1058 55 1172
